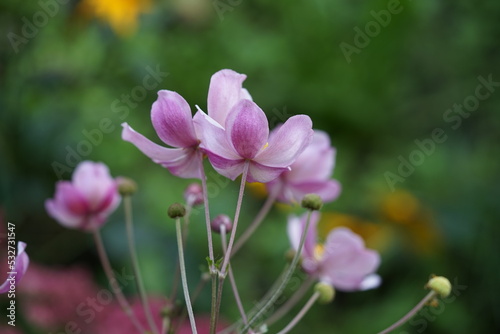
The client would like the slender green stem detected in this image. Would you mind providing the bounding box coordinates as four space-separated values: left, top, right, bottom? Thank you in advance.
221 226 249 327
213 162 250 333
231 187 278 256
218 265 290 334
92 230 144 333
176 217 198 334
161 318 170 334
124 195 159 334
377 291 437 334
220 161 250 274
276 291 319 334
169 205 193 302
210 274 218 334
199 157 216 273
174 273 210 334
242 211 313 332
200 156 221 334
266 276 315 326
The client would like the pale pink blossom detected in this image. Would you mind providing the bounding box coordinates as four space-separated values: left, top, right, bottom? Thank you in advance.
122 90 202 179
45 161 120 231
288 212 381 291
0 241 29 294
267 130 341 203
195 99 313 183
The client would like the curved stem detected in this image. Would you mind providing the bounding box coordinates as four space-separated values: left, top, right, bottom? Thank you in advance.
266 276 315 326
231 187 278 256
377 291 437 334
242 211 313 332
92 230 144 333
176 217 198 334
221 226 249 328
124 195 159 334
276 291 319 334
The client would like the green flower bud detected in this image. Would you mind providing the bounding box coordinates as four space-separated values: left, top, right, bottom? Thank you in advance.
426 275 451 298
117 177 137 196
168 203 186 218
314 282 335 304
301 194 323 211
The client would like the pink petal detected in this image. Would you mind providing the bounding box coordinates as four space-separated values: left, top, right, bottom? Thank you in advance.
194 111 241 160
287 212 319 264
122 123 190 164
247 162 288 183
255 115 313 167
204 151 246 181
225 100 269 159
45 198 85 229
72 162 116 211
359 274 382 290
0 242 30 293
207 69 250 125
286 131 336 183
151 90 198 148
283 180 341 204
320 227 381 291
162 149 203 179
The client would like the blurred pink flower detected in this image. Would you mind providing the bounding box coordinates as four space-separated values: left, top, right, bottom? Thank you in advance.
122 90 203 179
266 130 341 204
0 241 29 294
45 161 121 231
195 99 313 183
288 212 381 291
19 264 99 331
95 296 168 334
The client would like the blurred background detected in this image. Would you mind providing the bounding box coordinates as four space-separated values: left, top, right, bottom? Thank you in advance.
1 0 499 333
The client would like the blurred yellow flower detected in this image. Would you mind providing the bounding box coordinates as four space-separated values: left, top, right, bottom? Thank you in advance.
318 212 393 252
78 0 151 36
380 190 442 255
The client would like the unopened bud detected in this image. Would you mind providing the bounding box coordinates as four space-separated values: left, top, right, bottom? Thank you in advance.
211 214 232 234
168 203 186 219
301 194 323 211
314 282 335 304
426 275 451 298
117 177 137 196
184 183 204 207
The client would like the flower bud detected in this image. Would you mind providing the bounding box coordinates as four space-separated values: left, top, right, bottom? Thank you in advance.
117 177 138 196
426 275 451 298
168 203 186 219
211 214 233 234
301 194 323 211
314 282 335 304
184 183 204 207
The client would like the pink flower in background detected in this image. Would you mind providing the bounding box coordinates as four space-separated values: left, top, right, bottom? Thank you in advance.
19 264 99 331
206 69 252 126
95 296 168 334
122 90 203 179
267 130 341 203
288 212 381 291
195 99 314 183
45 161 121 231
0 241 29 294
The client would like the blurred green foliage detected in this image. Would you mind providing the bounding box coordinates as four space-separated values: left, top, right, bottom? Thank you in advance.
1 0 499 333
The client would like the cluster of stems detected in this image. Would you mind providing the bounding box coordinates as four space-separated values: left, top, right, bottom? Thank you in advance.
92 157 453 334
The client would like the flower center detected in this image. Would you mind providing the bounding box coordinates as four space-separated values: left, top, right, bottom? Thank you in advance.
314 244 325 261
